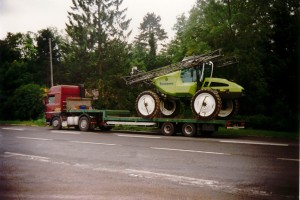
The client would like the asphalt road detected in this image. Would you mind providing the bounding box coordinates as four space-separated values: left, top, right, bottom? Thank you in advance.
0 125 299 200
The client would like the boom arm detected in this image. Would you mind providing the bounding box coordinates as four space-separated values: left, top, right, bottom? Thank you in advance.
123 49 238 86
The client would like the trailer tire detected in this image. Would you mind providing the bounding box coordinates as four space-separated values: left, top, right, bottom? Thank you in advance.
79 116 90 131
52 117 62 130
161 122 175 136
182 123 197 137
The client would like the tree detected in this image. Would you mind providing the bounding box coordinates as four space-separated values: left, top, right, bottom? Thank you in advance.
167 0 298 131
0 33 23 63
262 0 299 130
5 84 44 120
36 28 63 86
135 12 168 70
0 33 35 103
65 0 133 110
167 14 189 62
0 30 64 120
65 0 131 80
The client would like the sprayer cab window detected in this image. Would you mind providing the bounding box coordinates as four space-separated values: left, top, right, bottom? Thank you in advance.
181 68 198 83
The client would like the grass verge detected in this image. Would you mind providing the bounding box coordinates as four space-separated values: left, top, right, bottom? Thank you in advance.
0 119 298 140
215 127 299 140
113 125 298 139
0 119 46 127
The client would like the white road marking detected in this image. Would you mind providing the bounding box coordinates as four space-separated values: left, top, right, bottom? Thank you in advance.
277 158 300 162
151 147 230 155
4 152 50 161
4 151 270 198
125 169 269 197
70 141 117 146
117 134 161 139
126 169 219 186
16 136 53 141
2 127 24 131
219 140 289 146
51 130 81 134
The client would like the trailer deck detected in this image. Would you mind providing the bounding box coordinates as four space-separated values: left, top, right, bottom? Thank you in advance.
64 109 243 136
68 109 227 125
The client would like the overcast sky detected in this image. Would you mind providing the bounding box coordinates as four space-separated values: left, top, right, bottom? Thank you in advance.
0 0 196 41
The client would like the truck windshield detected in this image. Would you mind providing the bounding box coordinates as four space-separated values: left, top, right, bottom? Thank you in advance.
48 96 55 104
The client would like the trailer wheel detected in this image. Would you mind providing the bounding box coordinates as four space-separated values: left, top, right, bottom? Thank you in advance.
161 122 175 136
79 116 90 131
52 117 62 130
182 123 196 137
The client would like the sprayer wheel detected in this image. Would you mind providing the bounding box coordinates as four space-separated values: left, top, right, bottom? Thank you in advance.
191 89 221 120
136 90 160 118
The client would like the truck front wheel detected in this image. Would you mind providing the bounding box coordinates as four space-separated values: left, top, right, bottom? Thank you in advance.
52 117 62 130
79 116 90 131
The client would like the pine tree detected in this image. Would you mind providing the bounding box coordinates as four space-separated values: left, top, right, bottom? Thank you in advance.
135 12 168 70
65 0 131 78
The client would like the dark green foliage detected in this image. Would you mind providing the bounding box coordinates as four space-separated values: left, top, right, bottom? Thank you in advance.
134 12 168 70
245 114 298 132
0 0 298 132
166 0 299 131
0 29 64 120
3 84 44 120
35 28 63 86
65 0 131 80
64 0 133 109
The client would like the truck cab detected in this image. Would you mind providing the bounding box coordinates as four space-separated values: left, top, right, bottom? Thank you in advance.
45 85 83 125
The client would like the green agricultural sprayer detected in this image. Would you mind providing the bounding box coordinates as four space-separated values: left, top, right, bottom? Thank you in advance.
123 49 245 120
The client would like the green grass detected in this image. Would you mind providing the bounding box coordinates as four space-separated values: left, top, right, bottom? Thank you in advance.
0 118 46 127
215 127 299 139
0 119 298 139
113 125 298 139
112 125 159 132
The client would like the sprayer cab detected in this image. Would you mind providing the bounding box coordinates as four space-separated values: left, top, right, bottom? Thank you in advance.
153 62 244 99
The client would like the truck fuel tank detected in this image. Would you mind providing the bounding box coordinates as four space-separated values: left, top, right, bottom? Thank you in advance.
67 116 79 126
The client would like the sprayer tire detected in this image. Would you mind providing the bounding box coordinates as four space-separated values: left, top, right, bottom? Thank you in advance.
191 89 221 120
136 90 160 118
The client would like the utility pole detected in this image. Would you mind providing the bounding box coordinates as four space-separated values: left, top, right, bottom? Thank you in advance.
49 38 53 87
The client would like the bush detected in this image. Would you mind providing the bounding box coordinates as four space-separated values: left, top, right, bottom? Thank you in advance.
245 115 298 132
246 115 272 130
5 84 44 120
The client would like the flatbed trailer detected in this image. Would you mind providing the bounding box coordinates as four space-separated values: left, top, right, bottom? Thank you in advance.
51 109 244 137
45 85 244 137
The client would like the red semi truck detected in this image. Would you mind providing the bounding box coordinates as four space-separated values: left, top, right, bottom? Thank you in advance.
45 85 244 136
